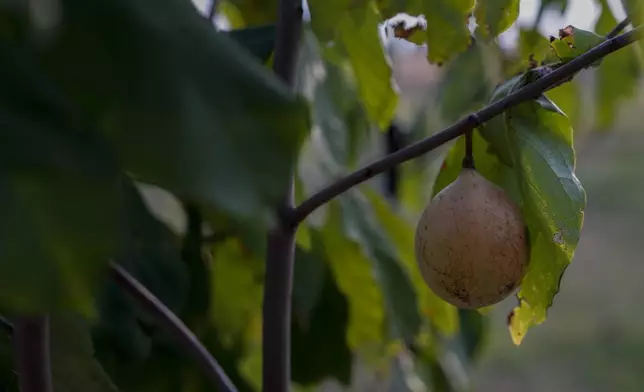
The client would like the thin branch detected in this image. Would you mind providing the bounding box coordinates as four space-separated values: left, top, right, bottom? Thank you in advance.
13 315 53 392
262 0 303 391
291 25 644 225
607 18 631 39
109 262 238 392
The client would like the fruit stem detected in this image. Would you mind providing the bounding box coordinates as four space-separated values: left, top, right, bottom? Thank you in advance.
462 129 475 169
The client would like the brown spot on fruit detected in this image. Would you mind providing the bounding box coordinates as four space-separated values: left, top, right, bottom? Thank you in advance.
414 169 529 309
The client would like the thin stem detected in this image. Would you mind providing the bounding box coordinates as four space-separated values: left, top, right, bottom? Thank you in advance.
607 18 631 39
291 25 644 224
13 315 53 392
109 262 238 392
262 0 303 391
462 130 475 169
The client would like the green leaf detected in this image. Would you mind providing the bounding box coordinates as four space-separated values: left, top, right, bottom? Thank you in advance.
51 314 120 392
340 194 422 342
549 25 605 65
502 99 586 345
320 207 386 355
210 238 264 348
474 0 520 38
593 3 642 129
224 24 277 63
307 1 398 129
419 0 476 64
296 28 370 167
292 243 353 386
20 0 310 227
0 43 128 313
518 28 552 65
436 40 491 123
363 189 458 336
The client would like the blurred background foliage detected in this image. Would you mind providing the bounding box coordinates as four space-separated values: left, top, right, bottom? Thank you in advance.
0 0 643 391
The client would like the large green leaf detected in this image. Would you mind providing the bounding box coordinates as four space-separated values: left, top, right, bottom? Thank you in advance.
307 0 398 129
0 43 128 313
51 314 120 392
340 194 422 342
593 2 642 129
503 100 586 345
10 0 310 227
474 0 520 38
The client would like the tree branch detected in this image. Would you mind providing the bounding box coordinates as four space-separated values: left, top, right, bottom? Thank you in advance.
109 262 238 392
262 0 303 391
291 24 644 225
607 17 631 39
13 315 53 392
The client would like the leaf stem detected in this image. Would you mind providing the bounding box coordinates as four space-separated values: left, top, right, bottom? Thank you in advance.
462 130 475 169
109 261 238 392
13 315 53 392
262 0 303 390
290 25 644 225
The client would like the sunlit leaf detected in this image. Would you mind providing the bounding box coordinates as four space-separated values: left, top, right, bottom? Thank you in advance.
320 206 386 354
306 1 398 129
474 0 520 38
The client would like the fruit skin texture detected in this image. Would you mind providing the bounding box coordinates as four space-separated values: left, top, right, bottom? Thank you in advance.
415 169 528 309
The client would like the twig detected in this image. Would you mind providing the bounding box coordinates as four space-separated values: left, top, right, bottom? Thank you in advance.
262 0 303 391
109 262 238 392
291 25 644 224
13 315 53 392
607 18 631 39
